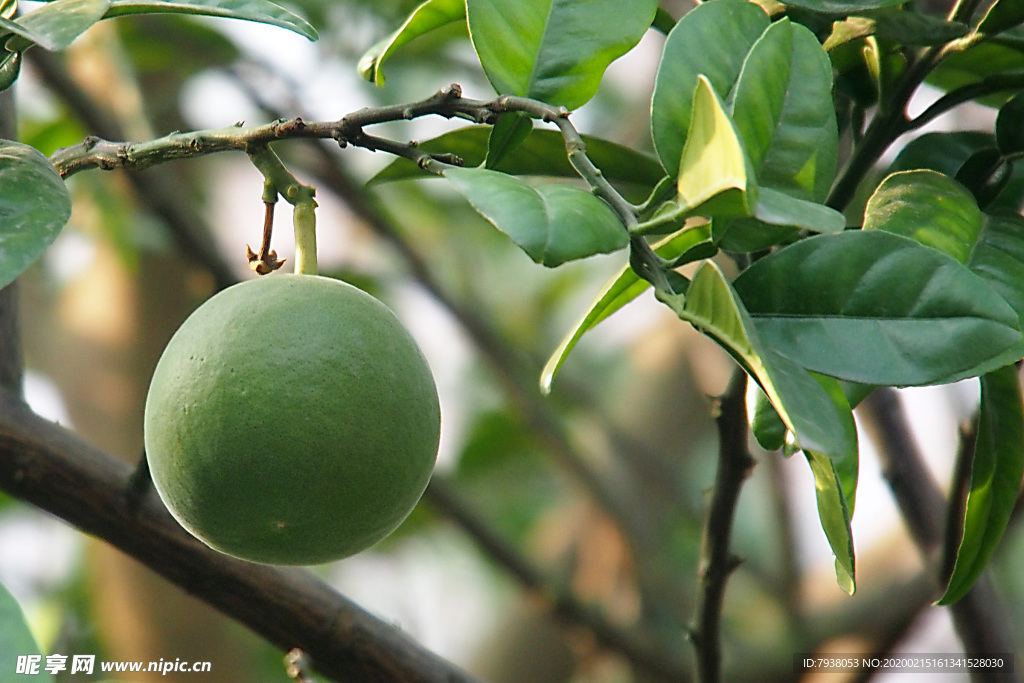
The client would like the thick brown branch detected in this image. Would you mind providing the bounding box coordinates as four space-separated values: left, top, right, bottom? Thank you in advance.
0 390 481 683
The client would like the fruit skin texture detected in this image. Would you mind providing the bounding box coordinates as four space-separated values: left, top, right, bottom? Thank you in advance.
144 274 440 565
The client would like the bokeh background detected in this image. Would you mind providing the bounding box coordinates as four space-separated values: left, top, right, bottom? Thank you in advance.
1 0 1020 681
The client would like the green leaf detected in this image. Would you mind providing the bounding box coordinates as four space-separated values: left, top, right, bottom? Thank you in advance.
731 19 837 202
753 187 845 233
979 0 1024 37
3 0 109 51
662 261 857 462
357 0 464 85
968 214 1024 325
712 217 800 253
104 0 317 41
0 140 72 290
873 10 968 46
650 0 769 177
465 0 658 109
0 580 52 682
748 382 786 451
996 91 1024 157
733 231 1023 386
0 16 39 47
805 449 856 595
368 127 664 196
750 370 859 593
444 167 628 267
750 376 877 452
540 224 713 393
485 112 533 169
825 10 969 50
823 16 874 51
863 170 982 263
0 48 21 93
926 43 1024 108
676 75 758 217
889 131 997 177
938 364 1024 605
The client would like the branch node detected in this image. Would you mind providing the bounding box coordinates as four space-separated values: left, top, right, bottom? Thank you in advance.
284 648 317 682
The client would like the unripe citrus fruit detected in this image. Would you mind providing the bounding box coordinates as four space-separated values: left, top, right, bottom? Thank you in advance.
144 274 440 565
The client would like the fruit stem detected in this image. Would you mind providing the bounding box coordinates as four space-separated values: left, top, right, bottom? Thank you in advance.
292 189 318 275
247 146 320 275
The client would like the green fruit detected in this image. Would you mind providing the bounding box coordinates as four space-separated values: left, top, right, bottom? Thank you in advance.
144 274 440 565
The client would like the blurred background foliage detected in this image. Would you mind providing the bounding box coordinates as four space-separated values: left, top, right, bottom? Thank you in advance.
2 0 1022 681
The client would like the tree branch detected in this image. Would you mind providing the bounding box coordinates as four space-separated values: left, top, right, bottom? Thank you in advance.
0 389 482 683
690 368 755 683
859 388 1020 683
423 478 689 681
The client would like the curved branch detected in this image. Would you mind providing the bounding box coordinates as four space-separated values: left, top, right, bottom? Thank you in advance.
0 390 481 683
907 71 1024 133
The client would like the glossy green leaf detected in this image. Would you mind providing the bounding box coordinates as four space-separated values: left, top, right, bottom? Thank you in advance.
485 113 533 169
444 167 628 267
368 127 665 196
996 92 1024 157
748 382 787 451
733 231 1023 386
731 19 837 202
938 364 1024 605
0 580 52 682
826 10 968 50
104 0 317 41
651 0 769 177
968 214 1024 325
0 0 14 20
805 449 856 595
864 170 982 263
0 49 21 92
979 0 1024 37
0 16 38 47
357 0 464 85
750 376 876 452
822 16 874 51
465 0 657 109
662 261 857 462
889 131 997 177
0 140 72 290
753 187 845 233
540 224 713 393
712 217 799 253
3 0 108 51
750 372 858 593
676 76 758 217
926 43 1024 108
